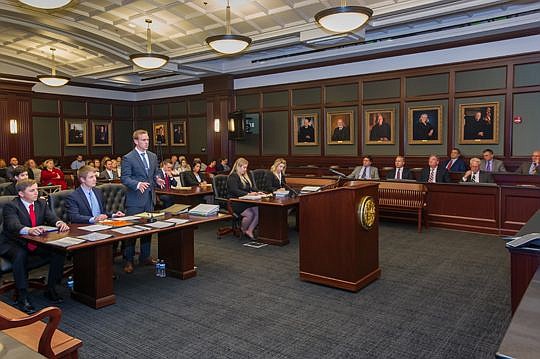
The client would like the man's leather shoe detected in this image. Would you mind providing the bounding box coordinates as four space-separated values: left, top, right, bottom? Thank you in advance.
141 257 156 266
16 297 36 314
44 288 64 304
123 261 134 273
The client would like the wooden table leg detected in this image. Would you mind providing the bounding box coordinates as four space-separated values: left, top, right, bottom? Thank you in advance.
158 227 197 279
71 244 115 309
258 205 290 246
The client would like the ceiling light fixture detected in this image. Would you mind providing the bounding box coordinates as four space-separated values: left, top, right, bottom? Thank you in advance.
130 19 169 70
18 0 72 9
206 0 252 55
37 48 70 87
315 0 372 33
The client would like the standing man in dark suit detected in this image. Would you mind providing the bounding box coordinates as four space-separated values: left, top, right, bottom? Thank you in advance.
121 129 165 273
442 148 468 172
66 165 124 224
461 158 494 183
3 179 69 313
419 155 451 183
386 156 415 180
515 150 540 175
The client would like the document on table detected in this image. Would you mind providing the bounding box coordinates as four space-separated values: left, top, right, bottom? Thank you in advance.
41 225 59 232
79 224 112 232
506 232 540 248
165 218 190 225
112 216 140 221
110 226 144 234
48 237 86 247
77 232 112 242
144 221 175 229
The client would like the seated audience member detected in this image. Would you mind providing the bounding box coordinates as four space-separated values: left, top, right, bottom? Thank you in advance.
264 158 287 192
480 149 506 172
111 158 121 177
0 158 7 179
25 159 41 183
348 155 380 180
386 156 414 180
442 148 468 172
3 179 69 313
183 162 207 187
461 158 494 183
170 155 179 169
4 166 29 195
206 160 217 177
99 159 118 181
227 158 264 240
419 155 451 183
70 154 85 170
66 166 124 224
216 158 230 172
5 157 19 181
193 158 207 172
157 160 178 208
40 159 68 190
93 159 102 171
178 158 191 173
515 150 540 175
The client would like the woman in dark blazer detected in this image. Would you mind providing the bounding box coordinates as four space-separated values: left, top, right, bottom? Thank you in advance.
183 162 207 187
264 158 287 192
227 157 263 240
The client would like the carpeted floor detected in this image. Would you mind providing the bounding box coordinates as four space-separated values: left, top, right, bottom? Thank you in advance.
3 221 511 358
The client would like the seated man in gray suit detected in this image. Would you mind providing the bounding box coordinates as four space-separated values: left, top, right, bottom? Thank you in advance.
480 148 506 172
461 158 494 183
515 150 540 175
348 155 380 180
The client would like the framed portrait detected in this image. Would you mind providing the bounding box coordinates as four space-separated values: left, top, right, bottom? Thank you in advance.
92 121 112 146
170 120 187 146
408 105 443 145
326 111 354 145
153 122 168 145
293 113 318 146
65 119 87 146
365 109 395 145
458 102 499 144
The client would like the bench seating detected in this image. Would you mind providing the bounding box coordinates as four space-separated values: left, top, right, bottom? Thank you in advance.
0 301 82 358
377 181 427 232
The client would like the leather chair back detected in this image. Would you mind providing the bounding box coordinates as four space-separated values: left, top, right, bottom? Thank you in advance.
180 172 190 187
0 182 12 196
212 175 229 211
97 183 126 213
251 169 269 191
0 196 16 272
48 190 74 223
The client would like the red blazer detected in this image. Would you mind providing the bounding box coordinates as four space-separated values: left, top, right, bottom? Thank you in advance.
40 168 68 190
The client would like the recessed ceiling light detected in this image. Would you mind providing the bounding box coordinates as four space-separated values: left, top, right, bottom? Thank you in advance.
18 0 72 10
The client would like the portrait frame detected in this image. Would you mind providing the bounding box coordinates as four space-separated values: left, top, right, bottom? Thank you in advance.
458 102 499 145
365 109 395 145
170 120 187 146
91 121 112 146
65 119 87 146
326 111 354 145
153 122 168 145
408 105 443 145
293 113 319 146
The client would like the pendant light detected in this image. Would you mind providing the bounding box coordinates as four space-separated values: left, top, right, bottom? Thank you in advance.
18 0 72 9
315 0 372 33
37 48 70 87
130 19 169 70
206 0 252 55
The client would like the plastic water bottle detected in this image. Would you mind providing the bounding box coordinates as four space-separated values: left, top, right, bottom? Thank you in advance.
160 260 166 278
155 259 161 277
67 276 74 291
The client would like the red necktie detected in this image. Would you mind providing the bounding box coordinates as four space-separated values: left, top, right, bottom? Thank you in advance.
165 176 170 190
27 204 38 252
446 160 452 170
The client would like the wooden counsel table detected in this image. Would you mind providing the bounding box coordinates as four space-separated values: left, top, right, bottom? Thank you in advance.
155 185 213 206
23 213 230 309
230 196 299 245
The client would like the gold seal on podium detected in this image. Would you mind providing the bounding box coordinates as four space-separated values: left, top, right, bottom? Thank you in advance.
357 196 376 230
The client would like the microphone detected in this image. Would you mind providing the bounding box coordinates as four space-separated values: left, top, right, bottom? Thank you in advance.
284 183 299 197
329 168 347 178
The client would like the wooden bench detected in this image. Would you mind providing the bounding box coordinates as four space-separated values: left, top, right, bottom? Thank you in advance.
0 301 82 358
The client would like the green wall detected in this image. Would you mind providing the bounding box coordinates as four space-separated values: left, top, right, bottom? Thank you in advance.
455 67 506 92
262 111 288 155
513 92 540 156
188 117 207 154
33 117 61 156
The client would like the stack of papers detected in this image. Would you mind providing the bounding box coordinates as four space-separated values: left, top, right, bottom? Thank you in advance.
48 237 86 247
506 232 540 248
144 221 175 229
300 186 321 194
165 218 190 225
273 190 290 197
163 204 190 215
77 232 112 242
111 226 145 234
188 204 219 216
134 212 165 219
79 224 112 232
239 194 263 200
113 215 140 221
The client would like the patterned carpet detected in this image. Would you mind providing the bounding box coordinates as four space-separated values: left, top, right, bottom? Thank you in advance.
4 221 511 358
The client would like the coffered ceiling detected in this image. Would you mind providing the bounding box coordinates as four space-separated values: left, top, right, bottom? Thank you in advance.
0 0 539 89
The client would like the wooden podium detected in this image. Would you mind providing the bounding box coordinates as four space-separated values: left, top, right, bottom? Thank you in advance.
299 182 380 291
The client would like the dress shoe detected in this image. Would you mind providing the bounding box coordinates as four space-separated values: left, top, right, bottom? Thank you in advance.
141 257 156 266
16 297 36 314
44 288 64 304
123 261 134 274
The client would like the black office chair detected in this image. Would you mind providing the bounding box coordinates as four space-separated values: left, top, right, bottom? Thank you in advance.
48 189 74 223
180 172 191 187
251 169 269 191
0 182 13 196
96 183 126 213
212 175 241 239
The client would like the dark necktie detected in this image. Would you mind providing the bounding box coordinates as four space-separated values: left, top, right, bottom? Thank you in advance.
486 161 491 172
141 152 149 174
446 161 452 170
360 168 366 179
428 169 435 183
27 204 38 251
165 175 170 190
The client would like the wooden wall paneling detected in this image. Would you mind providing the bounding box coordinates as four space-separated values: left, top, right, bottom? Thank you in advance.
0 98 8 158
447 70 456 154
505 64 513 157
500 186 540 235
17 98 31 160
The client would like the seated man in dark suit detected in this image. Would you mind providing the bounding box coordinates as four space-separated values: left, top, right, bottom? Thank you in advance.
442 148 468 172
156 159 178 209
99 159 119 181
66 165 125 224
386 156 414 180
418 155 451 183
3 179 69 313
461 158 494 183
3 166 29 196
5 157 19 181
515 150 540 175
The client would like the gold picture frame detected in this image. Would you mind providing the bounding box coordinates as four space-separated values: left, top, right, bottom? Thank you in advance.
293 113 318 146
408 105 443 145
65 119 87 146
170 120 187 146
153 122 168 145
365 109 395 145
458 102 499 144
327 111 354 145
92 121 112 146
